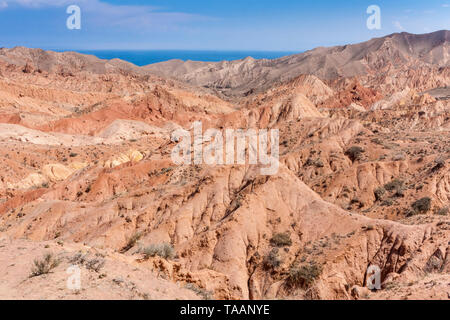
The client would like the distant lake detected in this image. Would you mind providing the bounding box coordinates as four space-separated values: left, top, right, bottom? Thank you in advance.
69 50 297 66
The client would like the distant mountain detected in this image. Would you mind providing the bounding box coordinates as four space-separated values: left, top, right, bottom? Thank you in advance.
0 46 142 75
0 30 448 97
144 30 450 96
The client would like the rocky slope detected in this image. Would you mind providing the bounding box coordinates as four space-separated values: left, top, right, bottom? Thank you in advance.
144 30 450 97
0 31 448 300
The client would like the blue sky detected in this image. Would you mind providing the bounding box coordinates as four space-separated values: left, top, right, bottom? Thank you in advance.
0 0 449 51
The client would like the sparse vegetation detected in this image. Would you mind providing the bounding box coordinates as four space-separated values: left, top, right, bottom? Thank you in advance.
314 159 324 168
411 197 432 214
425 255 443 273
270 232 292 247
432 158 445 172
436 207 448 216
30 253 60 277
70 253 105 272
371 138 383 145
263 248 282 269
392 153 406 161
374 187 386 201
141 243 175 260
120 231 143 253
2 32 449 301
345 146 365 162
384 179 404 192
86 258 105 272
185 283 213 300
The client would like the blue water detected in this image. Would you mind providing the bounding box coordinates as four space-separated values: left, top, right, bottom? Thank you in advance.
72 50 296 66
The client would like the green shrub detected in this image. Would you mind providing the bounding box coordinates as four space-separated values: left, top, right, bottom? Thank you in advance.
142 243 175 260
270 232 292 247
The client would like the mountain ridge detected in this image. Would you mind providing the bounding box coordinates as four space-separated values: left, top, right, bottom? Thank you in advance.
143 30 450 97
0 29 448 301
2 30 448 74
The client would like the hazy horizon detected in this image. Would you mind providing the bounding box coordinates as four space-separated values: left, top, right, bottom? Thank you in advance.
69 49 299 65
2 28 448 66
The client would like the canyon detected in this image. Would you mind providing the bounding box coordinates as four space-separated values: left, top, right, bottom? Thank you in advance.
0 30 448 300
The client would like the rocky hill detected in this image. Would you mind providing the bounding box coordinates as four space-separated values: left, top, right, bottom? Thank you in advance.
144 30 450 97
0 31 448 300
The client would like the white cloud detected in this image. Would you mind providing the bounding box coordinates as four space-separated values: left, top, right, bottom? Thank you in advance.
6 0 74 7
393 21 405 31
2 0 210 29
0 1 8 9
443 4 450 7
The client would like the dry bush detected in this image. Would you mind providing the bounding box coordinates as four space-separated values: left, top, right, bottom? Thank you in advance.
270 232 292 247
120 231 143 253
263 248 282 269
384 179 404 192
436 207 448 216
287 262 322 288
184 283 213 300
141 243 175 260
411 197 432 214
345 146 365 162
374 187 386 201
30 253 60 278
